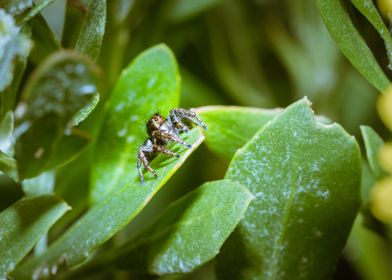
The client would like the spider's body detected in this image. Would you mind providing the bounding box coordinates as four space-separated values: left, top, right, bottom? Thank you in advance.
137 108 206 184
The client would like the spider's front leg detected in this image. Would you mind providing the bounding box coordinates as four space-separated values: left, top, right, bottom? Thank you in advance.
152 130 192 148
169 108 207 130
137 140 158 185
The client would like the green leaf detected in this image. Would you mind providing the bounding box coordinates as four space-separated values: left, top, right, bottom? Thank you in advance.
1 0 55 24
49 151 90 238
18 0 55 24
0 9 32 92
91 44 180 204
0 111 14 154
22 170 55 196
1 25 29 118
317 0 390 91
195 106 280 161
361 161 377 205
14 51 100 179
0 149 17 180
360 126 387 179
75 0 107 60
216 98 361 279
351 0 392 70
0 194 69 278
11 128 204 279
347 215 392 280
77 179 253 276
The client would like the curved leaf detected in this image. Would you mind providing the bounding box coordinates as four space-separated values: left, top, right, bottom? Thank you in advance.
317 0 390 91
0 150 17 180
0 194 69 278
0 9 32 92
77 179 253 276
11 128 204 280
351 0 392 69
347 215 392 280
0 0 55 24
216 98 361 279
22 170 55 197
195 106 280 161
0 111 14 154
91 44 180 204
14 51 100 179
75 0 107 60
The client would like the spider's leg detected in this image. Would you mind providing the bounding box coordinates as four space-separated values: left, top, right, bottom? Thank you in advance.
152 130 192 148
156 145 180 158
137 157 144 185
169 108 207 129
138 141 158 184
174 121 189 134
140 151 158 178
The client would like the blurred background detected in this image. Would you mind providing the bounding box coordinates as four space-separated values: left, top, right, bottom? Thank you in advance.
2 0 392 279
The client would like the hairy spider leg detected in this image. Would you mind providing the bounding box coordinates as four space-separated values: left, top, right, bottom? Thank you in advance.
169 108 207 130
137 139 158 184
152 130 192 148
155 145 180 158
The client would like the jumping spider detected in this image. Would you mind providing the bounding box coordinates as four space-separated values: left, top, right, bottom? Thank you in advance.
137 108 206 184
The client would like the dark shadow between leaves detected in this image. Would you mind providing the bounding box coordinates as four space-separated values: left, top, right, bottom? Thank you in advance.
215 228 263 279
115 187 201 273
61 189 202 278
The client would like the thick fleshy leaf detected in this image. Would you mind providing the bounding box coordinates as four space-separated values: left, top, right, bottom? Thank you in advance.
91 44 180 204
11 128 204 279
347 215 392 280
0 9 32 92
77 179 253 276
195 106 280 161
0 24 29 118
0 149 17 180
22 170 55 196
360 126 387 179
351 0 392 68
216 98 361 279
75 0 107 60
196 106 330 162
317 0 390 91
0 111 14 154
1 0 55 24
0 194 69 278
14 51 100 179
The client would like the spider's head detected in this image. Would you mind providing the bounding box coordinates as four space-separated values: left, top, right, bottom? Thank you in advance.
147 113 166 134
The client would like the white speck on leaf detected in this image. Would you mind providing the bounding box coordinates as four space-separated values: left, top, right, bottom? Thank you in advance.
117 127 127 137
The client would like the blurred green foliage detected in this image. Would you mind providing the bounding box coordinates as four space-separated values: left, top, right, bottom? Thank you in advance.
1 0 392 279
